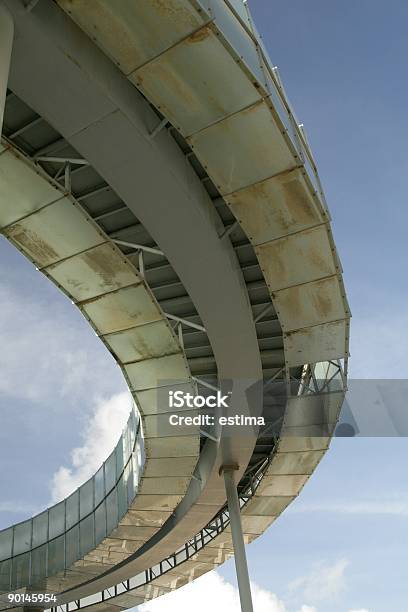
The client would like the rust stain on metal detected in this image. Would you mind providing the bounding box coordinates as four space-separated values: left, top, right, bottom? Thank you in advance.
151 0 200 24
313 285 333 320
82 246 129 287
6 225 59 266
280 176 319 228
188 26 211 43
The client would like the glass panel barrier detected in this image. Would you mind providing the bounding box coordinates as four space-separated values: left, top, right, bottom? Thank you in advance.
0 406 144 588
13 520 31 555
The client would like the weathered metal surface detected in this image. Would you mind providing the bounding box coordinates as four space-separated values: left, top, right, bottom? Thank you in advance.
187 100 296 195
104 320 180 363
120 509 171 528
143 435 199 458
277 437 331 453
284 319 347 366
227 515 275 535
135 383 199 415
0 148 63 228
205 0 267 87
57 0 208 75
272 275 346 331
142 410 199 438
138 477 191 496
267 450 325 476
132 25 261 136
111 594 144 608
4 197 105 267
109 525 159 542
0 5 13 132
220 0 252 26
282 393 342 429
47 243 138 301
225 168 325 244
81 284 162 334
241 495 294 517
255 474 308 497
143 457 198 478
125 353 190 391
256 225 337 292
130 494 184 512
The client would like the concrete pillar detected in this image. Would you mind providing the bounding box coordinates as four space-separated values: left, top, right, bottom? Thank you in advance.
0 4 13 133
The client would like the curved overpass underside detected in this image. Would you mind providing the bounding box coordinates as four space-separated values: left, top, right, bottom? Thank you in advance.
0 0 350 610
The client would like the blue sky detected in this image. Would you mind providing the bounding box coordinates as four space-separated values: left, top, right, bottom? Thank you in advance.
1 1 408 611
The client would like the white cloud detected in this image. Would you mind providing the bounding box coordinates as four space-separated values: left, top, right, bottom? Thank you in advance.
288 559 348 604
50 392 133 502
0 279 125 408
138 570 317 612
349 609 370 612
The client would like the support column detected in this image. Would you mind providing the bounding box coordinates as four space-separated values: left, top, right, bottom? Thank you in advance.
222 466 254 612
0 4 13 133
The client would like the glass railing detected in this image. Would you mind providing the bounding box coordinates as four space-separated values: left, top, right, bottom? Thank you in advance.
0 406 144 590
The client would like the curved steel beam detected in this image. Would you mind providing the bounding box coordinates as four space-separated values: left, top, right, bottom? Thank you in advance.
3 0 263 599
